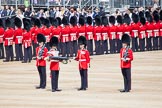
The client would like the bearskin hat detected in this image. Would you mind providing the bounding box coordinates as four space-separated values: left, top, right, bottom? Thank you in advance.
121 33 130 45
95 15 101 26
31 17 36 26
44 18 50 28
79 16 85 26
109 16 115 25
49 17 54 25
123 13 131 25
152 10 158 17
62 16 69 25
132 14 139 24
49 36 59 47
117 15 123 24
87 16 92 25
40 17 45 25
78 36 87 46
145 11 151 18
56 17 62 26
0 19 4 27
139 11 144 18
147 15 153 23
70 16 77 26
23 21 31 32
14 17 22 28
102 16 108 26
153 13 160 23
53 18 58 27
140 17 146 25
37 33 46 43
34 18 41 27
5 18 11 28
160 10 162 21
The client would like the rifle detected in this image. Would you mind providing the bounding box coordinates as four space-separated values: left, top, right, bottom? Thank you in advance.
49 56 70 64
38 44 46 58
123 46 129 62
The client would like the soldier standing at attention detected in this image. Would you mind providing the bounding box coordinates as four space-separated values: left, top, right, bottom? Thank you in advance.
75 36 90 91
120 34 133 93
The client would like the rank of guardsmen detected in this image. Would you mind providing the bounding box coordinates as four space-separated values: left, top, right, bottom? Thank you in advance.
1 8 162 92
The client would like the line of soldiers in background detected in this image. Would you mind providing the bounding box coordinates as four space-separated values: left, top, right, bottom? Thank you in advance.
0 8 162 62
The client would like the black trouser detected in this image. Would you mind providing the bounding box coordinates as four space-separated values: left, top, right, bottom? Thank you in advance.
146 37 152 51
37 66 46 88
15 44 23 61
109 39 116 54
87 40 93 55
51 70 59 90
139 38 145 51
101 40 108 54
5 45 14 61
95 40 102 55
132 37 139 52
153 37 158 50
32 41 38 57
61 42 70 57
24 46 32 62
116 39 122 53
69 41 77 57
45 42 50 51
121 68 131 91
159 37 162 50
80 69 88 89
0 43 4 58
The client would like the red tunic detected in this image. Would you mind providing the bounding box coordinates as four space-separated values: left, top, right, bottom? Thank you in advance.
77 25 86 38
13 28 23 44
139 25 146 39
108 25 116 40
146 22 154 38
51 26 61 40
36 46 48 66
48 49 60 71
23 30 32 48
75 49 90 69
69 25 78 41
33 27 42 43
101 26 109 40
42 27 51 42
93 26 102 41
159 22 162 36
153 22 160 37
0 27 5 43
30 26 36 41
120 48 133 68
123 24 132 36
60 26 70 43
131 23 139 38
3 28 14 46
86 25 93 40
116 24 124 40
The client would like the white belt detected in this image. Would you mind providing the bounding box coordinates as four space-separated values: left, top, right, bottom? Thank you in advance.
154 30 159 32
160 29 162 32
62 34 68 37
54 35 59 37
70 33 76 36
0 35 3 38
125 32 130 34
87 32 93 35
132 30 138 32
45 35 49 37
79 33 85 36
79 59 86 62
16 36 22 38
102 33 107 35
6 37 13 40
147 30 152 33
